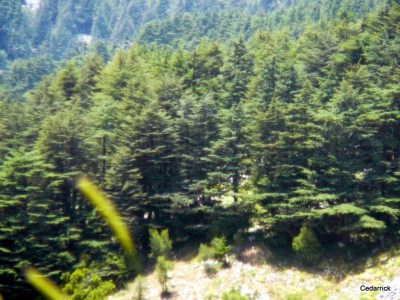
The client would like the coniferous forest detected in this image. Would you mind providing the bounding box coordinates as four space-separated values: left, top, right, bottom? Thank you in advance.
1 0 400 299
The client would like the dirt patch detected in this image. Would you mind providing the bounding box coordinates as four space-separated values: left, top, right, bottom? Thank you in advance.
237 245 266 265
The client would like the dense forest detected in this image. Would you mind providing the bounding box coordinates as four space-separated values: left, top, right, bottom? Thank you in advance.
1 0 400 299
0 0 391 60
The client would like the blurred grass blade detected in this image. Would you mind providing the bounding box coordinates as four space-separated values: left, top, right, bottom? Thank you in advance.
0 291 3 300
77 176 141 272
24 267 67 300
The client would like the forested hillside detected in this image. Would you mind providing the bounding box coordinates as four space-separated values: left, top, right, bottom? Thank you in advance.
0 0 393 98
0 0 392 61
1 1 400 299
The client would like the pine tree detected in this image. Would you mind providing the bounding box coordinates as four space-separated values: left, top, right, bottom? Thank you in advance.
0 149 79 298
97 51 131 101
222 37 254 107
77 54 105 102
149 229 173 259
84 94 119 181
292 226 322 265
36 106 91 225
207 104 250 203
54 61 80 101
108 99 181 246
0 0 31 59
252 83 331 236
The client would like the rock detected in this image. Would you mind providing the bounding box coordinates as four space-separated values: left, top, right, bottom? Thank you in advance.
323 269 331 275
306 286 315 292
260 292 271 300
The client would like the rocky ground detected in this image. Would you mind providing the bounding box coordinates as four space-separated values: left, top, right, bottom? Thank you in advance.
109 244 400 300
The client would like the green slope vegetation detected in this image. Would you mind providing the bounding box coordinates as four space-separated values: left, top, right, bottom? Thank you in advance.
0 0 394 61
0 0 395 97
0 1 400 299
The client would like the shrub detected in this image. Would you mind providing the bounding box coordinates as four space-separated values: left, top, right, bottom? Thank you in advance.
156 256 173 295
222 288 249 300
315 288 328 300
292 226 322 265
197 243 216 261
233 231 247 246
198 236 232 266
285 292 304 300
210 236 232 264
92 253 129 286
149 229 173 259
197 236 232 275
203 260 221 276
62 267 116 300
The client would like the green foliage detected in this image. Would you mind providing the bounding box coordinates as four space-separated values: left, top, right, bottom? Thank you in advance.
232 231 247 246
222 288 249 300
0 0 31 59
62 268 115 300
1 2 400 298
25 267 67 300
285 293 304 300
0 148 79 296
211 237 232 263
149 229 173 259
4 55 55 94
89 253 130 286
155 256 173 294
197 237 232 264
0 50 7 70
197 244 216 262
1 0 390 62
77 177 140 273
292 227 323 265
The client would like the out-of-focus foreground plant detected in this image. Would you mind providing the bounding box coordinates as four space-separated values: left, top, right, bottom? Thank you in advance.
24 177 140 299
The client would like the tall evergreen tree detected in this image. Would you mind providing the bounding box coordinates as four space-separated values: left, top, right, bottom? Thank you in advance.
0 149 79 298
222 37 254 107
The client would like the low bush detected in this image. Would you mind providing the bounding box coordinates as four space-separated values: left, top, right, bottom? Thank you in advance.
222 288 249 300
285 292 304 300
197 243 216 261
156 256 173 295
197 236 231 265
292 226 322 265
149 229 173 259
62 267 115 300
211 236 232 263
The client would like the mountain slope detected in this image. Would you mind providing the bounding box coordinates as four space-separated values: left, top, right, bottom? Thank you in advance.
1 0 393 61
